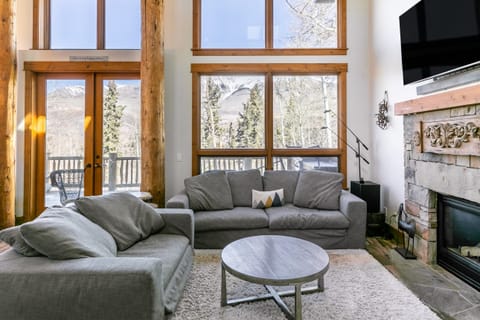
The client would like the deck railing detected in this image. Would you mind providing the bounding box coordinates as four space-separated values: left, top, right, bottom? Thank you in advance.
47 154 140 190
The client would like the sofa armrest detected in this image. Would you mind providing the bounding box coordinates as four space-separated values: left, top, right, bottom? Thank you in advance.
166 190 189 209
156 208 194 247
339 190 367 248
0 255 165 320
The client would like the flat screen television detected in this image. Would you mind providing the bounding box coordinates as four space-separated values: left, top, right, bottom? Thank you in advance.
399 0 480 85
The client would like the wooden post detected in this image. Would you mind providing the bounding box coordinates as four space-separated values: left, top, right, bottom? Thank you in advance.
141 0 165 206
0 0 16 229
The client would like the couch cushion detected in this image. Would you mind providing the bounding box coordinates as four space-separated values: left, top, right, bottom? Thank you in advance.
117 233 189 291
294 170 343 210
227 169 263 207
75 192 165 251
194 207 269 232
263 170 299 204
266 204 350 230
252 189 284 209
20 208 117 259
0 226 40 257
184 171 234 211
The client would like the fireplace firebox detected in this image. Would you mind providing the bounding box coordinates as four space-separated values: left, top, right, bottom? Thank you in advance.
437 194 480 291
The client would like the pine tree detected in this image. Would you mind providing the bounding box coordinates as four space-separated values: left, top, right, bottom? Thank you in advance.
201 78 222 148
236 84 264 148
103 80 126 154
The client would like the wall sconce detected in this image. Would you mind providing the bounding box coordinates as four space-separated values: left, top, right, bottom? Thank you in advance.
376 91 389 130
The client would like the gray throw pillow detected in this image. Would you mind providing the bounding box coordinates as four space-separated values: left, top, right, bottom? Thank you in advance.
75 192 165 251
184 171 234 211
263 170 300 204
20 208 117 259
0 226 40 256
227 169 263 207
293 170 344 210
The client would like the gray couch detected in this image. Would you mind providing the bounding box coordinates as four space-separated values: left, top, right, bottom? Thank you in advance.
0 193 194 320
167 169 367 249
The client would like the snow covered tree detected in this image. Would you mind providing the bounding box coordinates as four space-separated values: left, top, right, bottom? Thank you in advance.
103 80 126 154
201 77 223 148
236 84 264 148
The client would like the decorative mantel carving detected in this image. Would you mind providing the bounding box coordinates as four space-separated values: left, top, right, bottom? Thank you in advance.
420 118 480 155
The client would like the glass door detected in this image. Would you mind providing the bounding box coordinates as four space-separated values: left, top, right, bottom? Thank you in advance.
96 76 141 195
40 75 94 208
36 73 140 213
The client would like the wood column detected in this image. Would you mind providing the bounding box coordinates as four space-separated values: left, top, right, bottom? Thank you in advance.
0 0 16 229
141 0 165 206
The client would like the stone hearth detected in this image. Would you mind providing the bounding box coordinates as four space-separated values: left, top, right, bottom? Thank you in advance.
395 84 480 263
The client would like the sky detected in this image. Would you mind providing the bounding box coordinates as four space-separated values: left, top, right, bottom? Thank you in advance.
49 0 333 49
50 0 141 49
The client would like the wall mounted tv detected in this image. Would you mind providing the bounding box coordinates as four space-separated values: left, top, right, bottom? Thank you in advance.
400 0 480 85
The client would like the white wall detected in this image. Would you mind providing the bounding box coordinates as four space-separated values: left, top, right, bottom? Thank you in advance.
15 0 373 212
164 0 373 199
370 0 419 223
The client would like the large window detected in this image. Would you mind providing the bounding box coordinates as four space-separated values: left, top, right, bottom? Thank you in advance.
36 0 141 49
193 0 346 55
192 64 347 181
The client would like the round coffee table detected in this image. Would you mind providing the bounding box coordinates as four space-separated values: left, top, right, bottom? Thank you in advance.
221 235 329 320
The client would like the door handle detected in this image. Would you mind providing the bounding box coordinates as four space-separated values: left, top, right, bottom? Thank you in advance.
85 163 92 169
94 163 102 168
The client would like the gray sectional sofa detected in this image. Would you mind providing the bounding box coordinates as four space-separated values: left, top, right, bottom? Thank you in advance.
0 193 194 320
167 169 367 249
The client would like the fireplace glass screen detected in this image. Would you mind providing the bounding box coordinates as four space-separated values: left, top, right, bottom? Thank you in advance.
438 194 480 291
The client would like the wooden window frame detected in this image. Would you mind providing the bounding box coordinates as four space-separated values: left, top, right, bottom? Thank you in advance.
191 63 348 187
23 61 140 220
33 0 135 50
192 0 347 56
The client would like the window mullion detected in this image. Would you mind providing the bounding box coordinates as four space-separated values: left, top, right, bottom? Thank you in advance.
97 0 106 49
265 0 273 49
265 72 273 169
43 0 51 49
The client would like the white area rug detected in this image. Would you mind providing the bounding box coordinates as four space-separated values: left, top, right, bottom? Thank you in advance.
170 249 441 320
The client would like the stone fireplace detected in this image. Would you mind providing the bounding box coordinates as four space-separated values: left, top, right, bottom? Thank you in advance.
395 84 480 268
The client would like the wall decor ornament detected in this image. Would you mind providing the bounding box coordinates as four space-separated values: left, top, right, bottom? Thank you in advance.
419 117 480 156
375 91 389 130
424 122 479 149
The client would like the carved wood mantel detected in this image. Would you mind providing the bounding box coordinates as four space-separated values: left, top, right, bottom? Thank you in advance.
395 84 480 115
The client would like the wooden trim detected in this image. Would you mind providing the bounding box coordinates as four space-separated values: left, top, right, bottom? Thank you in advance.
84 73 95 196
395 84 480 115
97 0 106 49
338 0 347 49
265 73 273 169
192 0 201 50
191 64 348 179
32 0 40 49
23 71 37 222
265 0 273 49
191 63 348 74
24 61 140 73
192 48 348 56
191 0 348 55
43 0 50 49
191 72 200 175
141 0 165 207
34 75 46 218
339 69 348 189
197 149 342 157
